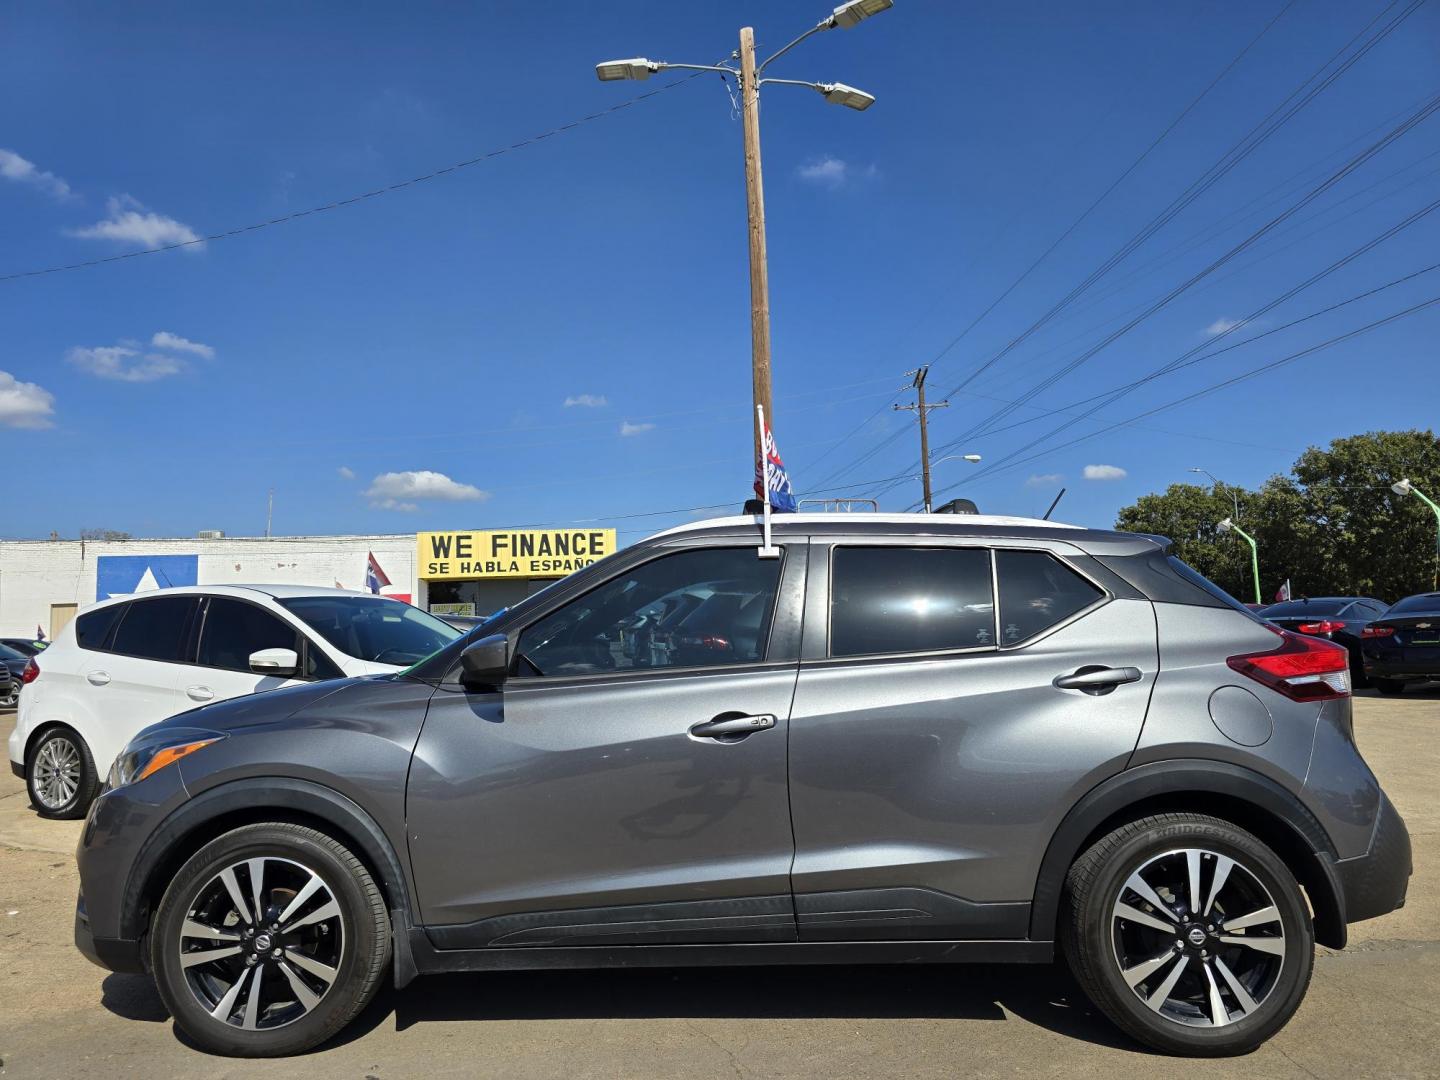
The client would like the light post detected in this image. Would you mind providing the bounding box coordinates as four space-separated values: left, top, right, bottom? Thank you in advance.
1189 466 1240 520
917 454 981 513
596 0 891 474
1392 478 1440 590
1218 517 1262 605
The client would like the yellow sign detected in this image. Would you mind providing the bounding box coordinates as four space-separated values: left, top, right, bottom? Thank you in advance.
417 528 617 581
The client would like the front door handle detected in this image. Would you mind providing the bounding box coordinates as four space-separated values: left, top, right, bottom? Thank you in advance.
86 671 111 686
1053 666 1143 695
186 685 216 702
690 713 777 739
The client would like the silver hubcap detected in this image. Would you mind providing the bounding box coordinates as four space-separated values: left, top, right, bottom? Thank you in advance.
178 856 345 1031
1112 847 1286 1028
32 735 81 809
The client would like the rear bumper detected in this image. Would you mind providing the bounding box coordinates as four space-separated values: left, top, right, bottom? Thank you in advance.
1363 656 1440 680
1333 793 1411 925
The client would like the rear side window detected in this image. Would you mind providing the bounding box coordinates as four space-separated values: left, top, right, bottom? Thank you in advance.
830 547 994 657
996 550 1105 644
74 605 124 651
109 596 199 662
197 598 302 673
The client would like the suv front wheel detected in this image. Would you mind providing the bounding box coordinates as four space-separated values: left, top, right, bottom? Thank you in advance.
1062 812 1314 1056
150 823 391 1057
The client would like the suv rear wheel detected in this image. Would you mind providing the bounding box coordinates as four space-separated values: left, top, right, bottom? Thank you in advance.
150 823 391 1057
1062 812 1314 1056
26 725 98 819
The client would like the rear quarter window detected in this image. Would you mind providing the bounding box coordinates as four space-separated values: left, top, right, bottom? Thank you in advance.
74 604 125 652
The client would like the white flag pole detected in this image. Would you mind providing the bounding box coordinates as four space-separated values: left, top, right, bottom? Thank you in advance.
757 404 779 559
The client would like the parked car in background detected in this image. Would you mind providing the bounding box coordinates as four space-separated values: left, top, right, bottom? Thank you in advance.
0 642 31 708
8 586 460 819
0 636 49 657
1361 591 1440 694
72 514 1409 1058
1255 596 1388 686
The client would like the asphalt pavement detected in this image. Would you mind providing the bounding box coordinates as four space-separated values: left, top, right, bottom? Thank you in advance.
1 690 1436 1079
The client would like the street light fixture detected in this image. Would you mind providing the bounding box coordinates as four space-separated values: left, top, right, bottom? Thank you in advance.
595 2 892 483
1217 517 1262 606
1391 478 1440 589
1189 466 1240 520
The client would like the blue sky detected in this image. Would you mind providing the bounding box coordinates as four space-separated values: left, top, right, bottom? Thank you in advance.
2 0 1437 542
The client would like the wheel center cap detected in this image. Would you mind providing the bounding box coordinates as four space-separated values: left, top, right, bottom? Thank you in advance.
1186 927 1207 946
254 932 273 952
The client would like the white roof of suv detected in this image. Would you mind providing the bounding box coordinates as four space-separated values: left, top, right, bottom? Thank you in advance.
650 513 1081 541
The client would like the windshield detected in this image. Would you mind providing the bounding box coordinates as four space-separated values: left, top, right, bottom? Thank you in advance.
277 596 460 666
1388 593 1440 614
1262 599 1349 617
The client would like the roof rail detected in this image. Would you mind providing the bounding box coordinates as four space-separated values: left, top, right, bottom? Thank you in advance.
798 498 879 513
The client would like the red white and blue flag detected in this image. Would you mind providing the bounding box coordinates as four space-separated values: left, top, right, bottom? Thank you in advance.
754 415 798 513
365 552 392 594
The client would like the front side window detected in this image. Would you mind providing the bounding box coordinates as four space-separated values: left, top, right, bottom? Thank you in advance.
109 596 200 662
197 598 303 673
516 548 784 677
277 596 460 666
996 550 1105 644
830 546 994 657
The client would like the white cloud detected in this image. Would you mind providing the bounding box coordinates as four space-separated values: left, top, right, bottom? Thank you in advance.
795 156 878 189
151 331 214 359
0 148 73 201
0 371 56 428
364 470 488 511
66 194 203 250
620 420 655 437
1083 464 1128 481
564 394 607 408
1206 316 1243 336
1026 473 1064 488
337 465 356 480
66 344 184 382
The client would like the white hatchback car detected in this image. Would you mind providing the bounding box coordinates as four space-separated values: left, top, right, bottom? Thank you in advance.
8 585 461 818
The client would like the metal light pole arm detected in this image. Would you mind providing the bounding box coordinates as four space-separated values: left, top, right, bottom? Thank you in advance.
1228 521 1262 605
757 21 830 73
654 62 736 74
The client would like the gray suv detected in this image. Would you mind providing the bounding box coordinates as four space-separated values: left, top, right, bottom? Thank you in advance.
73 514 1410 1057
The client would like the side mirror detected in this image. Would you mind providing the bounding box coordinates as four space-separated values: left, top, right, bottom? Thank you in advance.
250 647 300 678
459 633 509 690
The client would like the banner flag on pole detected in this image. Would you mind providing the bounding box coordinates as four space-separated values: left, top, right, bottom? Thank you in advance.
365 552 392 594
754 413 798 513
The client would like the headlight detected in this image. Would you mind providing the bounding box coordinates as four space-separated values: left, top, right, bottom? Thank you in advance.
108 728 227 789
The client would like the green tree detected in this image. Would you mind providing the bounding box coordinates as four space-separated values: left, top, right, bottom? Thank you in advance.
1115 430 1440 603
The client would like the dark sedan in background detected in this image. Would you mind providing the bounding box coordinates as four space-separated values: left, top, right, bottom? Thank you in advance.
0 637 47 657
0 642 30 709
1361 591 1440 694
1256 596 1389 687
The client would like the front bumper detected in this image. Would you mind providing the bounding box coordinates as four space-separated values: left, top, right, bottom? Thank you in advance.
74 890 146 973
1334 793 1411 925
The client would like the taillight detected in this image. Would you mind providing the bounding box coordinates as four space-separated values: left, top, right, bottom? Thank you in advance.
1227 628 1350 702
21 658 39 684
1296 620 1345 635
1362 625 1395 638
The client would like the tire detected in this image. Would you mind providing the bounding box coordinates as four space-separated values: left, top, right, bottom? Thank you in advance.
1374 679 1405 696
2 679 19 709
1061 813 1314 1056
26 725 99 819
150 823 391 1057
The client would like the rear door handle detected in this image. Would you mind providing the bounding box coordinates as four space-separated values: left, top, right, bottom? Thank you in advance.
1053 666 1143 695
186 686 216 702
86 671 111 686
690 713 777 739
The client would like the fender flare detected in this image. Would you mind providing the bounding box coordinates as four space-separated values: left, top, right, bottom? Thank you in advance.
1029 759 1347 947
120 777 416 947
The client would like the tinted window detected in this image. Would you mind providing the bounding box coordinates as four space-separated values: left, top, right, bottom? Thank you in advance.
830 547 994 657
516 548 783 676
1261 599 1349 617
75 606 124 652
0 643 25 661
198 598 302 673
278 596 459 666
1387 593 1440 614
996 550 1105 644
109 596 199 662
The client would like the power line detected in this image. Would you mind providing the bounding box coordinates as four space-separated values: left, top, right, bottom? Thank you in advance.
0 72 710 284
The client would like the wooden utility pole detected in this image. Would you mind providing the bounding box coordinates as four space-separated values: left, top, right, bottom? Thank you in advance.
739 26 773 469
895 367 949 512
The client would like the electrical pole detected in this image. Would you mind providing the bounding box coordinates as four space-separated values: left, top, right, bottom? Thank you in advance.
739 26 773 469
266 488 274 539
895 366 949 513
